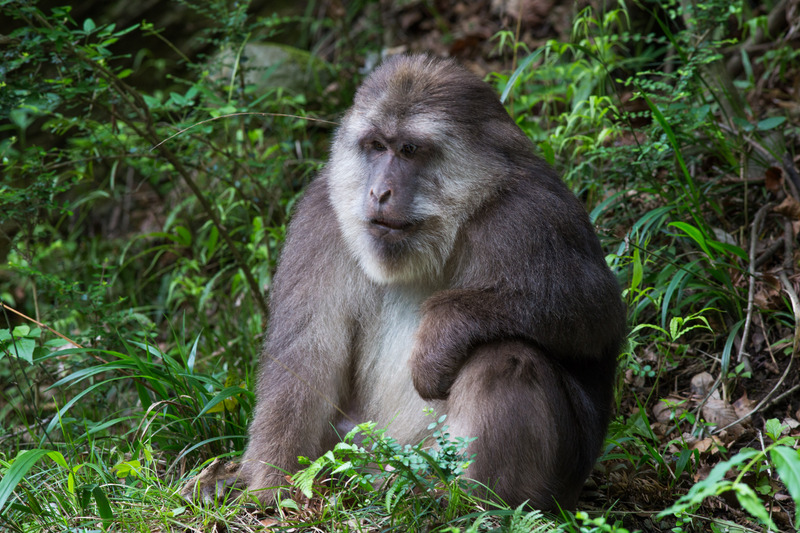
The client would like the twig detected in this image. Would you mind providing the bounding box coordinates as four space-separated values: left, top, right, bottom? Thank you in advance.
0 302 83 349
739 203 774 364
764 384 800 410
779 271 800 356
783 219 795 273
150 113 339 152
714 270 800 434
754 238 784 269
756 219 796 275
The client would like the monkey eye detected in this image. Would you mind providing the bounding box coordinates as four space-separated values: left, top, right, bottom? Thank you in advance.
371 141 387 152
400 143 417 155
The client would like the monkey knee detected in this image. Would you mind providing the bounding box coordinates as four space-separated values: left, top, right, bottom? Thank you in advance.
450 341 559 397
448 341 564 443
446 342 599 510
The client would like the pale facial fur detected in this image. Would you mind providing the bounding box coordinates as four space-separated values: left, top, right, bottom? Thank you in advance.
327 108 504 285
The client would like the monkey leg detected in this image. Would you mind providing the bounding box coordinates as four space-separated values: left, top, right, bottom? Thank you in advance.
446 340 611 511
238 389 345 505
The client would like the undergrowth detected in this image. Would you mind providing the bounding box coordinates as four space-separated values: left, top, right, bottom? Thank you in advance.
2 0 799 531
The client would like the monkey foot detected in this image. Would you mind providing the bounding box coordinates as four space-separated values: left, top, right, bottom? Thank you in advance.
180 457 245 504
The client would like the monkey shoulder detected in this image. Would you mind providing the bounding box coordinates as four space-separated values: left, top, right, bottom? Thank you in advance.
266 174 379 358
275 175 352 271
269 174 370 314
454 166 624 327
463 171 601 268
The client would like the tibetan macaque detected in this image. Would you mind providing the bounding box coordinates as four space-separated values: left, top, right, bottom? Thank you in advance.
195 54 626 510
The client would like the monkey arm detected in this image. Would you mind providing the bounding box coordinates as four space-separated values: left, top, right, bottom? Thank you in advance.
240 176 372 498
408 175 626 401
410 273 625 401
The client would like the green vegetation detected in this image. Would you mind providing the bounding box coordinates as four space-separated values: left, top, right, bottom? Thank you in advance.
1 0 798 531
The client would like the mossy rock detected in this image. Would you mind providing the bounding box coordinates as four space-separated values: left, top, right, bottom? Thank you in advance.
213 43 332 95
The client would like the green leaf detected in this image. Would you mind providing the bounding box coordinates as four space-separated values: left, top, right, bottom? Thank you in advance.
113 459 142 478
141 94 163 109
83 18 96 33
661 266 690 329
12 325 31 337
500 48 544 104
669 221 713 258
205 225 219 258
764 418 784 442
199 386 250 415
589 190 624 224
0 449 66 513
756 116 786 131
659 449 759 517
771 446 800 504
92 485 114 527
292 450 337 498
630 248 643 293
706 240 748 261
733 484 776 529
732 116 754 132
175 226 192 246
8 337 36 363
538 140 555 167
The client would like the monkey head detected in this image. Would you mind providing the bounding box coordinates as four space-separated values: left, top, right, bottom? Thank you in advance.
327 55 532 285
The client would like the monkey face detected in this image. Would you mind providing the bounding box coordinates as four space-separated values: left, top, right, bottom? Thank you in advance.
329 130 470 285
327 110 459 285
360 138 423 242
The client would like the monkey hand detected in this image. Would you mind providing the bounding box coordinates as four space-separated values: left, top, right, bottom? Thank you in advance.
410 289 491 400
410 352 453 400
410 312 467 400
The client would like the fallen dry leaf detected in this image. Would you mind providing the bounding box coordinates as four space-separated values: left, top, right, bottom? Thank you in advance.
732 391 755 420
690 435 724 453
774 195 800 219
781 417 799 431
690 372 715 397
703 398 746 438
260 518 281 528
653 397 686 424
764 166 783 193
702 398 736 427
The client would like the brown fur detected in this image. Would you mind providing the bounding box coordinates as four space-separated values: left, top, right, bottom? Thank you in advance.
236 55 626 510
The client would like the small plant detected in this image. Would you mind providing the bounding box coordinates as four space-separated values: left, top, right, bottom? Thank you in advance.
660 418 800 530
0 325 65 364
570 511 631 533
292 414 477 521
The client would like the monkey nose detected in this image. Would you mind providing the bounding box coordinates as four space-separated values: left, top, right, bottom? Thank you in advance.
371 188 392 204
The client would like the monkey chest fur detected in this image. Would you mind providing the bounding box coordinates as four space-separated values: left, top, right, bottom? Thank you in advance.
352 287 442 443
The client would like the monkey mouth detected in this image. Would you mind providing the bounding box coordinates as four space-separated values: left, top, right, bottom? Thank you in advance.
370 218 412 231
368 218 415 241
